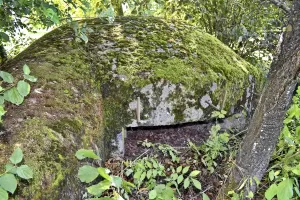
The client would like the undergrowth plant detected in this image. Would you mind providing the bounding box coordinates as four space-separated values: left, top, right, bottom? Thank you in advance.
0 64 37 122
76 149 135 200
0 148 33 200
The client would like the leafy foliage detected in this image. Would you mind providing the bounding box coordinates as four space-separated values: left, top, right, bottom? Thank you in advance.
0 65 37 122
76 149 134 200
0 148 33 200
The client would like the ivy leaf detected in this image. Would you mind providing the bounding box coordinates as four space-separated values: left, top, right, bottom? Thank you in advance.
23 64 31 75
75 149 101 160
9 147 23 164
0 187 8 200
0 71 14 83
191 178 201 190
97 167 111 181
0 174 17 194
177 174 184 184
4 88 24 105
277 179 293 200
23 74 37 82
17 165 33 179
87 180 110 196
17 80 30 97
149 189 157 199
184 178 190 189
176 166 182 173
78 165 99 183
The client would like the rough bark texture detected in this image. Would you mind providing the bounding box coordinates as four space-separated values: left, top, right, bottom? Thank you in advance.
0 17 262 199
219 1 300 198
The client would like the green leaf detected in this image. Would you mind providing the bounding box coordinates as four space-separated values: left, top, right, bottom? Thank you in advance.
23 64 31 75
23 74 37 82
191 178 201 190
265 184 278 200
176 166 182 173
189 170 200 177
16 165 33 179
9 147 23 164
0 32 9 42
75 149 101 160
87 180 110 196
4 88 24 105
5 164 16 174
269 170 275 181
17 80 30 97
97 167 111 181
177 174 184 184
0 71 14 83
277 179 293 200
78 165 99 183
184 178 190 189
0 96 4 104
0 174 17 193
149 189 157 199
147 169 152 179
111 176 122 188
182 166 190 174
0 187 8 200
203 193 210 200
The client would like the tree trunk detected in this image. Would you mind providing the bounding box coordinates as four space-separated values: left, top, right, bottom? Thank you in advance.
219 0 300 198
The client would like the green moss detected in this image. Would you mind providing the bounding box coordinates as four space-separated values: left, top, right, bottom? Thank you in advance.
0 16 263 198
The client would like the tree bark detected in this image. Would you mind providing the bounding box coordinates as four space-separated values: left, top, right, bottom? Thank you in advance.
219 0 300 198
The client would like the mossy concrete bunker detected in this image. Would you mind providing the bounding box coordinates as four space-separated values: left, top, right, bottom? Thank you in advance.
0 16 262 199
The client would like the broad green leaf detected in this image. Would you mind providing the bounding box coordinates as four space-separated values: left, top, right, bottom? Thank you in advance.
203 193 210 200
277 179 293 200
87 180 110 196
184 178 190 189
5 164 16 174
0 174 17 193
0 187 8 200
265 184 278 200
191 178 201 190
0 71 13 83
0 32 9 42
9 147 23 164
75 149 100 160
17 80 30 97
16 165 33 179
111 176 122 188
23 74 37 82
189 170 200 177
97 167 111 181
23 64 31 75
182 166 190 174
4 88 24 105
78 165 99 183
149 190 157 199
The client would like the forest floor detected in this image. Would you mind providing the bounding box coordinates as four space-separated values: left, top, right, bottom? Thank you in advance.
105 122 242 200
